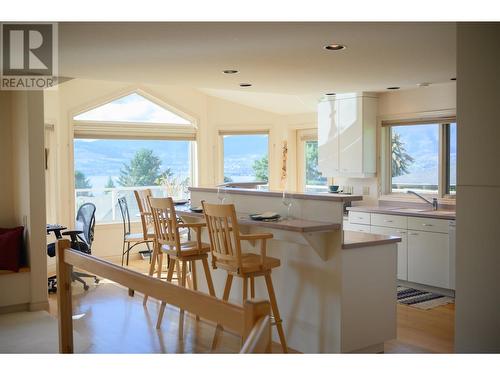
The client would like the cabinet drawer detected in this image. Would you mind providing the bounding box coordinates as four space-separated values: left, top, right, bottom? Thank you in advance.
371 213 407 229
344 223 371 233
408 217 449 234
348 211 371 225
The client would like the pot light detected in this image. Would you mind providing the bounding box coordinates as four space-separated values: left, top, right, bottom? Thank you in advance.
324 44 346 51
387 86 400 90
223 69 238 74
239 83 252 87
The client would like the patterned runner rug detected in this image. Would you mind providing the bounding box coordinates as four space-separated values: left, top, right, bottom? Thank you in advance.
397 286 454 310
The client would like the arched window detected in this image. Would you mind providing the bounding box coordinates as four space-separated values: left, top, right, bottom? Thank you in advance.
72 91 197 223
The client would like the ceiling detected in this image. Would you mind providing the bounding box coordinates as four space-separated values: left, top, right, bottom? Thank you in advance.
59 22 457 114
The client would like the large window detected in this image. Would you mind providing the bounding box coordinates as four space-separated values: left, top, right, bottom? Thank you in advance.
74 139 192 223
297 129 328 192
73 91 196 223
387 120 456 197
221 133 269 183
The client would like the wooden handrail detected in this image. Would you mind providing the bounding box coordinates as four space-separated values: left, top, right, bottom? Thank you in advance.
55 239 271 354
240 316 271 353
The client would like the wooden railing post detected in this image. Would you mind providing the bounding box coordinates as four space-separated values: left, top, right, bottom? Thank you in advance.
56 239 74 354
242 300 271 353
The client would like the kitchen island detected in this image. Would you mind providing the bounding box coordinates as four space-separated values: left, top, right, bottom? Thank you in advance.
181 187 400 353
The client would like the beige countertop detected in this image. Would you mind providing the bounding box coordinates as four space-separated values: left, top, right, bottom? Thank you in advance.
347 205 456 220
176 204 341 233
189 186 363 203
342 231 402 249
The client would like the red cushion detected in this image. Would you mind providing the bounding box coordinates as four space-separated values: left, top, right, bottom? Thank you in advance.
0 227 24 272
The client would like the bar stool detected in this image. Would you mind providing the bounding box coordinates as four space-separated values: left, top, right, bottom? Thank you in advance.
148 197 216 330
201 201 288 353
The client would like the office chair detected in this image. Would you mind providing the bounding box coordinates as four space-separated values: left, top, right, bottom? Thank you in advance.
62 203 100 290
47 203 100 292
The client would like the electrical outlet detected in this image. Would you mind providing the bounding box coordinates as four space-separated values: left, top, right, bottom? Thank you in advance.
362 186 370 195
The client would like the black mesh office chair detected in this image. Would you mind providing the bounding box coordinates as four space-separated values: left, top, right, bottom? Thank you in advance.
47 203 99 291
62 203 100 290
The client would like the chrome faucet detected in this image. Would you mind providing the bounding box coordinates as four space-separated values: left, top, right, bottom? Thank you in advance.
407 190 439 211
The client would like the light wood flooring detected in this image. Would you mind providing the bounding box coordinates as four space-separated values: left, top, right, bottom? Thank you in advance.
48 257 454 354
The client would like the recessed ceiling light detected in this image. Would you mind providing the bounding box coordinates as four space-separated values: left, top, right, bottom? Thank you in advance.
324 44 346 51
450 77 456 81
325 93 336 96
239 83 252 87
387 86 400 90
223 69 238 74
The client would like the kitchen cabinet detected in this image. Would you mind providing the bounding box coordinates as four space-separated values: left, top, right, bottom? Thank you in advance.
371 225 408 281
407 230 450 289
318 93 377 178
346 210 455 289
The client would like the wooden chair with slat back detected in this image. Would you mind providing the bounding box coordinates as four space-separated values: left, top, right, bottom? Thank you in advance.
201 200 288 353
134 189 154 241
148 197 216 330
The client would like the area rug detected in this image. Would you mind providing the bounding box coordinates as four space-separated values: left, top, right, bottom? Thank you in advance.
0 310 90 353
397 286 454 310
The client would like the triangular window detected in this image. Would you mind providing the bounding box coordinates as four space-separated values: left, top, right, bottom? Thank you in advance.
73 93 190 125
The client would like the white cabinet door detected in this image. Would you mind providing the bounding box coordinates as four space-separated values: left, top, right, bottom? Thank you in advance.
408 231 450 288
338 97 363 175
371 225 408 280
317 99 339 176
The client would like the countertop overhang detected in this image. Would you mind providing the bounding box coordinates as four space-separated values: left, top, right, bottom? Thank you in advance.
176 205 341 233
342 231 402 249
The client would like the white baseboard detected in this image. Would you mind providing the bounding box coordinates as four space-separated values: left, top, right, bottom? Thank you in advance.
29 300 49 312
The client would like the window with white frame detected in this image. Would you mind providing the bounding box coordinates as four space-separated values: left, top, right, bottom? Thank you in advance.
297 129 328 192
220 131 269 184
72 91 197 223
384 118 456 197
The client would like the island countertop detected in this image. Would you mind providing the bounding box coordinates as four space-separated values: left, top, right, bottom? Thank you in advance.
176 204 341 233
189 186 363 203
342 231 401 249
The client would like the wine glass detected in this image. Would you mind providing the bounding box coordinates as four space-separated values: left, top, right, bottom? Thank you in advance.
217 186 228 204
282 190 292 220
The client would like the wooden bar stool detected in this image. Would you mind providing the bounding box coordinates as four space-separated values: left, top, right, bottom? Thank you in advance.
201 201 288 353
148 197 216 330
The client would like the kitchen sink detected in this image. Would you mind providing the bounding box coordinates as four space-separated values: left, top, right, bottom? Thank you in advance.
387 207 429 213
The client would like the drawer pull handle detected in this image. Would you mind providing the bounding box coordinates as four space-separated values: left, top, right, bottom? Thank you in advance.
384 220 393 223
422 224 433 227
409 232 419 235
399 231 406 234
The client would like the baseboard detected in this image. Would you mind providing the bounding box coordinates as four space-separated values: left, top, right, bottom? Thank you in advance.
29 300 49 312
0 303 30 314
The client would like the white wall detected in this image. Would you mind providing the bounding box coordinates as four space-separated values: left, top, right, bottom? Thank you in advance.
455 23 500 353
0 91 47 311
0 92 14 227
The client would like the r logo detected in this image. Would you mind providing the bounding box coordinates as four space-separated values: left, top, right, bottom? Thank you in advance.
1 23 54 76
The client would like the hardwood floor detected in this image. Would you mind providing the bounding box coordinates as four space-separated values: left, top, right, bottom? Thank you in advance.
48 257 454 354
386 303 455 353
